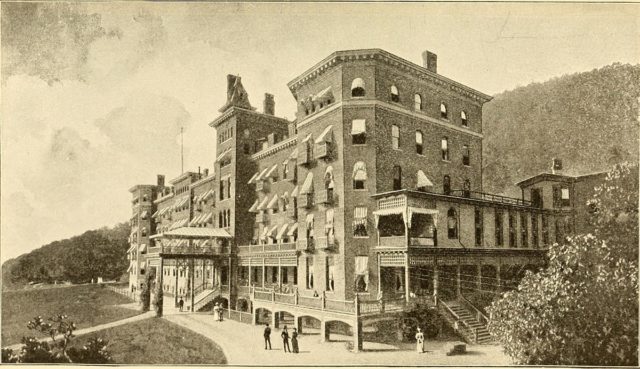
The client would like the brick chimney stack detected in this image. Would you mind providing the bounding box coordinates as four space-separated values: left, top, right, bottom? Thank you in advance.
422 50 438 74
551 158 563 175
264 93 275 115
157 174 165 188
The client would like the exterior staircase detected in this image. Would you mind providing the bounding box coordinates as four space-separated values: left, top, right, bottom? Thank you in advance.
438 300 493 344
190 285 219 312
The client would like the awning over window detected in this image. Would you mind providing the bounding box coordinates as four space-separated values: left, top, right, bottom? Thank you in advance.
325 208 334 229
140 210 148 219
301 133 312 144
353 161 367 180
351 119 366 135
264 164 278 179
267 194 279 209
305 213 314 229
276 223 289 240
151 210 160 218
248 171 259 184
354 207 368 226
355 256 368 275
407 207 438 228
288 148 299 160
312 86 333 102
417 170 434 188
140 261 146 269
199 212 212 225
300 172 314 194
248 199 259 213
200 189 214 201
373 206 438 228
291 186 299 197
127 244 136 253
190 214 202 226
127 263 134 272
287 223 299 236
255 167 269 182
215 147 232 163
256 196 269 211
139 243 147 252
314 125 333 144
173 197 188 210
170 218 188 230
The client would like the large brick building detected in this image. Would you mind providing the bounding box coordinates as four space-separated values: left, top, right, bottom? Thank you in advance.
126 49 599 349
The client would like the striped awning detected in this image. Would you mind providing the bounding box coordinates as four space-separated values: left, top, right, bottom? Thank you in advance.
255 167 269 182
314 125 333 144
256 196 269 211
189 214 203 226
248 199 259 213
353 162 367 180
268 224 279 238
351 119 366 135
287 223 299 236
173 197 189 210
276 223 290 240
199 212 212 225
215 147 232 162
267 194 279 209
300 172 314 194
264 164 278 179
301 133 312 144
291 186 299 197
248 171 260 184
139 244 147 252
151 209 160 218
140 211 148 219
163 227 231 238
288 148 299 160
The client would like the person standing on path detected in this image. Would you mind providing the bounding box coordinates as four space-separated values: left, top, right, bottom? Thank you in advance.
178 297 184 312
415 327 425 353
264 323 272 350
291 327 299 353
218 305 224 321
281 325 291 353
213 303 220 319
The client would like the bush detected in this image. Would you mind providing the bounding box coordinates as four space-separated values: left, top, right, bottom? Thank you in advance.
463 291 496 316
1 315 112 364
399 302 442 341
153 284 163 317
140 274 152 312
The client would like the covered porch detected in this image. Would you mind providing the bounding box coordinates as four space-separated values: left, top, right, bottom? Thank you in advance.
373 193 438 250
150 227 233 312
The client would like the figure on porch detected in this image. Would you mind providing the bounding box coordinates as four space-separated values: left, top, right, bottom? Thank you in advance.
415 327 425 353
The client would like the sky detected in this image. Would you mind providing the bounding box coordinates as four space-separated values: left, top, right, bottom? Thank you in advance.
1 2 638 262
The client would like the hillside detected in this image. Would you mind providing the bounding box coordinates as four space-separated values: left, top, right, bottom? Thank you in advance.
3 222 130 288
483 63 640 197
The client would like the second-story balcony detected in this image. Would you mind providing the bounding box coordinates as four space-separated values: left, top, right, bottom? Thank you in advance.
237 242 297 254
150 227 232 257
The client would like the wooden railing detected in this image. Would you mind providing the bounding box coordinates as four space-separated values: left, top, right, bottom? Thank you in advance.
297 238 314 253
460 294 490 326
449 190 532 206
161 244 227 256
105 285 137 302
193 287 218 312
228 309 252 323
437 301 479 344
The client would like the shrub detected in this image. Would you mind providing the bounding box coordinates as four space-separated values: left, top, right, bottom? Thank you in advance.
399 302 442 341
153 283 163 317
140 274 152 312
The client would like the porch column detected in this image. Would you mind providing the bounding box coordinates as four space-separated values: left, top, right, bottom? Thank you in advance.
174 261 179 306
433 267 439 304
353 318 363 352
294 316 303 334
404 253 410 302
476 264 482 291
202 259 206 289
248 261 252 288
377 253 382 296
262 259 266 288
159 257 164 314
278 259 282 290
321 320 330 342
228 255 232 293
456 263 461 297
190 258 195 312
496 264 501 292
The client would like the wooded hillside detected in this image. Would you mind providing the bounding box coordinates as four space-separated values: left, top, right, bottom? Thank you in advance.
483 63 640 197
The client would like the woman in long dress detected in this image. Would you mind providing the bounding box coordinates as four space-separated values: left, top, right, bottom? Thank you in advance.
415 327 425 353
291 328 299 353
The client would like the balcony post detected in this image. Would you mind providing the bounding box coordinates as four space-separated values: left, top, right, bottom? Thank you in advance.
404 253 410 302
294 287 299 305
496 264 501 292
456 263 461 297
321 290 326 311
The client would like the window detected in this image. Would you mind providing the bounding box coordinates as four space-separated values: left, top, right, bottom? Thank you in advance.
226 177 232 198
415 131 424 155
353 161 367 190
532 214 539 248
521 213 529 247
271 267 278 283
390 85 399 102
283 163 289 180
219 180 224 201
463 179 471 198
351 78 365 97
324 167 334 202
443 175 451 195
474 208 483 246
462 145 470 166
561 187 570 207
447 208 458 239
461 111 468 126
392 165 402 190
509 212 516 247
326 257 335 292
351 119 366 145
440 102 448 119
243 142 251 155
441 137 449 161
392 125 400 149
325 208 335 244
414 94 422 110
353 206 368 237
354 256 369 292
306 257 314 289
542 215 549 245
495 209 504 246
531 188 543 208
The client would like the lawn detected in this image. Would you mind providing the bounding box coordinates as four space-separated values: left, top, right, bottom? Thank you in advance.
76 317 227 364
2 284 140 345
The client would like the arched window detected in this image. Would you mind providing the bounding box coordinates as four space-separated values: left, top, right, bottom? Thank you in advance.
440 102 448 119
414 94 422 110
351 78 365 97
447 208 458 239
390 85 400 103
391 125 400 149
392 165 402 190
461 111 468 126
415 131 424 155
463 179 471 197
443 175 451 195
353 161 367 190
441 137 449 161
462 145 470 166
325 166 335 202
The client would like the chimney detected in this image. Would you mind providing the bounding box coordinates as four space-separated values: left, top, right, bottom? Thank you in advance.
157 174 165 188
226 75 237 100
421 50 437 73
264 93 275 116
203 168 209 177
552 158 563 174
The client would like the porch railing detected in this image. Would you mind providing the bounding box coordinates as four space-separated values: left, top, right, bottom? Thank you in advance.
228 309 253 323
460 294 490 326
237 242 297 254
449 189 532 207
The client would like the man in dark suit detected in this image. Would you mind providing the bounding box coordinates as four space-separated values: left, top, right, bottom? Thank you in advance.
264 323 272 350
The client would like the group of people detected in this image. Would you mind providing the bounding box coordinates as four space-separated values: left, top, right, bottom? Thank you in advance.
263 324 299 353
213 302 224 321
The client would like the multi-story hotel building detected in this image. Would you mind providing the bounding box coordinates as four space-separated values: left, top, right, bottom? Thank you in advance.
126 49 594 349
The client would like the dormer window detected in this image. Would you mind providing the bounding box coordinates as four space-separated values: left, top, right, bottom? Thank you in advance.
351 78 365 97
390 85 400 103
440 103 448 119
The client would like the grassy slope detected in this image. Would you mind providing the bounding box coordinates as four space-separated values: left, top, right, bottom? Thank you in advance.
1 284 139 345
76 317 227 364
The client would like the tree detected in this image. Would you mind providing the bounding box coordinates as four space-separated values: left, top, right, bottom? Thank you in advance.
153 282 163 317
487 163 639 365
140 273 151 312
